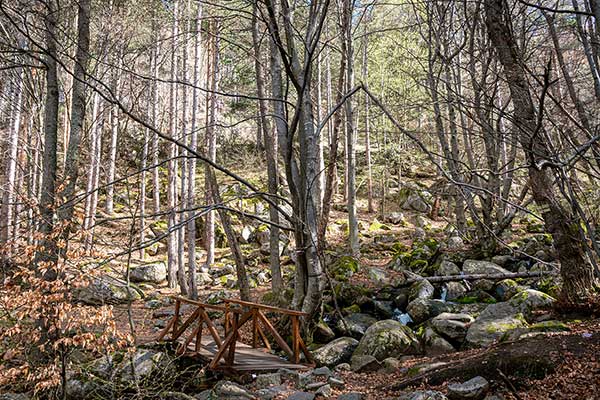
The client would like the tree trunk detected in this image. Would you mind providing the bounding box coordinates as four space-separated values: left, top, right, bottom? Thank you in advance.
485 0 596 303
35 1 60 276
57 0 90 257
252 2 282 292
105 55 122 215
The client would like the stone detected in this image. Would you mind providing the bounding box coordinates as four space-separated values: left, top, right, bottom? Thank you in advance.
256 373 281 389
212 380 256 399
491 255 517 269
407 299 455 324
465 302 527 347
402 192 432 213
447 235 464 250
197 272 213 286
494 279 519 301
117 349 175 382
312 337 359 367
508 289 555 316
305 382 327 391
334 363 351 372
256 385 286 400
145 299 162 309
409 279 435 301
130 262 167 283
338 393 364 400
351 355 381 372
287 392 315 400
311 366 332 377
352 319 421 361
381 357 401 373
472 279 495 292
77 275 142 305
387 212 407 225
398 391 448 400
462 260 510 275
414 227 427 241
447 376 489 400
422 327 456 355
0 395 30 400
336 313 377 339
437 260 461 276
65 379 94 400
278 368 301 385
328 376 345 388
431 313 474 341
373 300 394 318
314 320 335 343
445 282 467 301
315 384 332 397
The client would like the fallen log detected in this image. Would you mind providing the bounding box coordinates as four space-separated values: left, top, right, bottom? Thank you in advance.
398 270 557 286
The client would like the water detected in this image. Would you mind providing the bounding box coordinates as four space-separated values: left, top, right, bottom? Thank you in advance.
440 286 448 302
392 308 413 325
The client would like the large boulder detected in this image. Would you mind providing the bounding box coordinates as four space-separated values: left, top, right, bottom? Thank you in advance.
447 376 489 400
407 299 455 324
211 380 256 399
352 320 421 361
77 275 143 305
117 349 176 383
431 313 474 341
421 327 456 356
130 262 167 283
336 313 377 339
462 260 510 275
312 337 359 367
464 302 527 347
436 260 461 276
409 279 435 301
402 192 432 213
508 289 555 316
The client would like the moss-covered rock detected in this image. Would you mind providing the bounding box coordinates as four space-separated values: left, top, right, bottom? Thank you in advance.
352 320 421 361
464 302 528 347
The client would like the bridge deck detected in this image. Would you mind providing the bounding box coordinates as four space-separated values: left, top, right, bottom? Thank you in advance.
188 337 310 372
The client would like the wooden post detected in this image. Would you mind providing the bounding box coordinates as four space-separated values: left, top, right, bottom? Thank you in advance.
225 312 239 365
252 308 258 348
292 315 300 363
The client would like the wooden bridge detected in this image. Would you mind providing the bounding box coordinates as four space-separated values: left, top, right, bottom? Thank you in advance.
156 296 314 372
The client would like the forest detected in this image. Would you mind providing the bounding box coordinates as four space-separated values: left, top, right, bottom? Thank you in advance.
0 0 599 398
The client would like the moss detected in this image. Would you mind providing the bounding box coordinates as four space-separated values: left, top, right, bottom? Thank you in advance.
369 218 391 232
331 256 360 281
343 304 361 314
455 296 479 304
529 320 570 332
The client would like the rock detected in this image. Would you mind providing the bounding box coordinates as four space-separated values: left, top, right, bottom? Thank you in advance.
407 299 455 324
256 385 286 400
336 313 377 339
398 391 448 400
447 235 464 250
314 320 335 343
494 279 519 301
77 275 142 305
278 368 301 385
465 302 527 347
373 300 394 319
312 337 358 367
65 379 94 400
402 192 432 213
338 393 364 400
351 355 381 372
387 212 406 225
422 327 456 355
117 349 175 382
0 395 30 400
380 357 401 373
447 376 489 400
431 313 474 341
462 260 510 275
130 262 167 283
508 289 555 316
197 272 213 286
436 260 461 276
145 299 162 309
491 255 517 269
368 267 389 284
315 384 332 397
472 279 495 292
256 373 281 389
212 380 256 399
352 319 421 361
413 227 427 241
409 279 435 301
328 376 345 388
445 282 467 301
287 392 315 400
256 271 270 285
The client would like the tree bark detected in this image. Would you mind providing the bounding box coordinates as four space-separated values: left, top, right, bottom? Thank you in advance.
485 0 596 303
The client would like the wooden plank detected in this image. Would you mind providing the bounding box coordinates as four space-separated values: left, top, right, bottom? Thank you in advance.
172 299 181 337
256 321 271 351
209 310 253 369
156 316 175 341
195 321 203 353
223 298 308 316
257 310 293 359
172 307 202 340
171 296 242 313
292 315 300 364
225 313 239 365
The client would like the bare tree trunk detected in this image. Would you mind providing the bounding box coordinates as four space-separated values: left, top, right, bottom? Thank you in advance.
362 20 373 214
151 20 161 215
485 0 596 303
204 20 219 268
252 2 282 292
105 55 122 215
167 0 180 288
57 0 90 257
343 0 359 257
187 1 202 299
36 1 60 275
1 66 23 253
83 92 103 253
